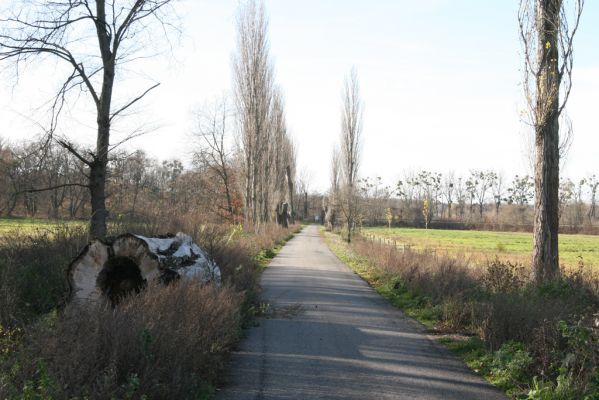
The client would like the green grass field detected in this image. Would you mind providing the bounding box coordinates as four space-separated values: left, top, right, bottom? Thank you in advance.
363 227 599 268
0 217 85 235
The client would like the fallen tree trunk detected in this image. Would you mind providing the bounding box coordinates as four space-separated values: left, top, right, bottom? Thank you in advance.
67 232 220 304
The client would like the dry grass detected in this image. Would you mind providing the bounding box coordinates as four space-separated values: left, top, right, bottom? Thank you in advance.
0 225 88 328
2 281 242 399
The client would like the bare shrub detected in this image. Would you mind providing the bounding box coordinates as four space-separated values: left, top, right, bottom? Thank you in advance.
478 293 538 351
481 258 527 293
442 298 477 332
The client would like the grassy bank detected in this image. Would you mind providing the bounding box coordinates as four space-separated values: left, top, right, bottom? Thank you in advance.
322 228 599 399
363 227 599 269
0 221 299 399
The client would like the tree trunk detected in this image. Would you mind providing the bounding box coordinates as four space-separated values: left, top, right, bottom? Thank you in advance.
532 116 560 281
277 202 289 228
303 191 308 220
532 0 560 282
286 165 294 224
89 161 108 239
87 1 114 239
68 232 221 305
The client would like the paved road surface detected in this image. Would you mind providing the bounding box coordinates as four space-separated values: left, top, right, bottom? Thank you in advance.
216 225 506 400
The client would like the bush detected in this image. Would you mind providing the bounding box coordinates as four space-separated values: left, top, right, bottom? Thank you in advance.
487 341 533 393
481 258 526 294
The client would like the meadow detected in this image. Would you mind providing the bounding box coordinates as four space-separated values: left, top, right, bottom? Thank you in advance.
0 218 85 235
363 227 599 268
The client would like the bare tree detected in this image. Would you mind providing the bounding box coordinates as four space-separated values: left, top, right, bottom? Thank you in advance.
296 169 312 220
455 177 466 221
325 146 340 230
233 0 273 225
443 172 455 219
416 170 441 221
558 177 574 222
465 175 477 219
519 0 584 281
586 174 598 222
0 0 177 238
467 170 495 221
339 68 363 243
193 96 236 219
491 171 505 219
269 88 296 225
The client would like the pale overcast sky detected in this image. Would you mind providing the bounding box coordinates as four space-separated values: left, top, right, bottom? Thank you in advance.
1 0 598 192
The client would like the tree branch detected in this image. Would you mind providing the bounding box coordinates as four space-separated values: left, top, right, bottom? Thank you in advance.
109 82 160 122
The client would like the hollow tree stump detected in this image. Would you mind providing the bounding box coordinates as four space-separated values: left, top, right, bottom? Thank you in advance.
68 232 221 304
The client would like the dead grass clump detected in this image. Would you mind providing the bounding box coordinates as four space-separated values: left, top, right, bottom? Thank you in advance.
4 280 242 399
481 258 527 293
0 225 87 328
352 236 480 304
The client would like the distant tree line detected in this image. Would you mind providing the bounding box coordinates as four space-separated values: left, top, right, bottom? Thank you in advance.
327 169 599 233
0 132 309 226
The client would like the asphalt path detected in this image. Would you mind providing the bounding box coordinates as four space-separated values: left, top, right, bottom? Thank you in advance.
216 225 506 400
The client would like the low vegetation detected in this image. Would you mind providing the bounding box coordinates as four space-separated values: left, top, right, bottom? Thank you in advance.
0 218 298 399
363 227 599 269
0 217 84 235
323 228 599 399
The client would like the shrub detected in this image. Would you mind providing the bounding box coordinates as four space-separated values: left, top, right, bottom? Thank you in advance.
487 341 533 393
481 258 526 294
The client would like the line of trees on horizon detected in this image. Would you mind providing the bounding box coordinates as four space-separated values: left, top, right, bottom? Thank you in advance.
0 134 311 226
341 170 599 233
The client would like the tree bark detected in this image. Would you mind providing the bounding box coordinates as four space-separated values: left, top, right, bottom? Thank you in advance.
286 165 295 224
532 0 560 282
533 116 560 281
68 233 221 304
89 161 108 239
304 191 308 220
